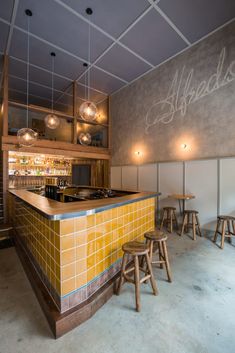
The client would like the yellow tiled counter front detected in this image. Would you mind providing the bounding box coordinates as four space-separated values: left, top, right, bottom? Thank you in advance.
8 193 156 312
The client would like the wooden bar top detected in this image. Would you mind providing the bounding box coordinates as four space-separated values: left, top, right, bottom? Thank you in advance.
9 189 160 220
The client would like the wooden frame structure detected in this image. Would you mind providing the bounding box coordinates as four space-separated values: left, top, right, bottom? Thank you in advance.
0 54 111 222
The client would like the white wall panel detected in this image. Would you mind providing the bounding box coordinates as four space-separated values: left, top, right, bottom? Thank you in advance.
110 166 122 189
185 160 217 230
220 158 235 216
138 164 158 192
122 166 138 190
159 162 184 212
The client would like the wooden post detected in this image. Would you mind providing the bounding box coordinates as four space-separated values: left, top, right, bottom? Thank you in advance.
2 55 9 137
73 81 77 144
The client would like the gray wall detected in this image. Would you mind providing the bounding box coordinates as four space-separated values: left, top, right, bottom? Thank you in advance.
110 21 235 166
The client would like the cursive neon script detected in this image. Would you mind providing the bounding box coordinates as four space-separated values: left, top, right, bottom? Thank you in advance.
145 48 235 133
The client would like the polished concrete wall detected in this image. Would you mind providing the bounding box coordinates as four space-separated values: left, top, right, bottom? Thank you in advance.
110 20 235 166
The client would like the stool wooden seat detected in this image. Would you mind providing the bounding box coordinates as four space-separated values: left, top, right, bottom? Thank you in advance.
213 215 235 249
160 207 178 233
117 241 158 312
144 230 172 282
181 210 201 240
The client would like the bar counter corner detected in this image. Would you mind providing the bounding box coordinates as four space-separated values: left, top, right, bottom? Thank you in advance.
8 188 160 338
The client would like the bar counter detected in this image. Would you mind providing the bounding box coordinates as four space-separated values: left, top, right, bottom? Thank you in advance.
8 188 159 337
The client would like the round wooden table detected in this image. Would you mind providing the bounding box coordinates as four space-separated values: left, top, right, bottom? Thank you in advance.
168 194 195 214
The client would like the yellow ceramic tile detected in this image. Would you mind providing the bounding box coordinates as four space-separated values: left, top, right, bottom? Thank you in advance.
96 224 105 238
61 263 76 281
76 245 87 259
112 208 118 218
103 209 112 222
87 267 95 282
87 241 96 255
104 221 112 233
61 235 75 251
96 261 105 275
76 259 87 274
96 249 104 263
75 231 87 246
104 255 112 268
104 244 112 257
61 277 76 296
95 212 103 225
87 215 95 228
87 229 96 242
75 216 87 231
96 236 104 249
60 219 74 235
87 254 96 268
76 273 87 288
61 249 76 266
104 232 112 245
117 206 124 217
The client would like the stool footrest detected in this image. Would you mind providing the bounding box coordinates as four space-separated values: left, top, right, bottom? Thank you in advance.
140 275 151 284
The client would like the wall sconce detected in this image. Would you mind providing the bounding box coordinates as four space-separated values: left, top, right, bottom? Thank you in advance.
181 143 188 150
135 151 143 157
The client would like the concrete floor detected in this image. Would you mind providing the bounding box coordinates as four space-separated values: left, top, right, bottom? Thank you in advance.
0 232 235 353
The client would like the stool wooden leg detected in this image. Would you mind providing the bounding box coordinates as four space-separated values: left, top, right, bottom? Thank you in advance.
116 254 128 295
162 241 172 283
213 219 220 243
221 220 226 249
145 252 158 296
192 213 196 241
158 242 164 269
134 255 140 312
160 210 166 230
170 210 173 233
196 215 202 237
181 214 187 236
149 240 154 263
227 220 232 244
173 210 179 230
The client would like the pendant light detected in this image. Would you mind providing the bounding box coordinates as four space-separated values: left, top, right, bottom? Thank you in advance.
79 132 91 146
17 9 38 147
79 8 97 122
44 52 60 129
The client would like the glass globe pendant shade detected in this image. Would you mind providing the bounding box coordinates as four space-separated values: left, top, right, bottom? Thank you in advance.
79 132 91 146
79 101 97 122
17 128 38 147
44 113 60 129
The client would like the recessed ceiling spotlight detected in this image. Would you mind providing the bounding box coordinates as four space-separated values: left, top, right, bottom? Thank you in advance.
86 8 93 15
83 62 88 67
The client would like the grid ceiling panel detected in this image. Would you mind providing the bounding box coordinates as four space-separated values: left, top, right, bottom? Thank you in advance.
0 21 9 53
9 29 86 78
15 0 113 62
96 44 151 82
0 0 14 22
79 67 126 94
61 0 150 38
158 0 235 43
120 8 187 66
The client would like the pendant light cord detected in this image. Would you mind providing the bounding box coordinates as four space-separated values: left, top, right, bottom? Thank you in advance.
26 15 30 128
51 55 54 113
88 22 91 101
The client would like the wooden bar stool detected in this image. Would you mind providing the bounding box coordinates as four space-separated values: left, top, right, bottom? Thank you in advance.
116 241 158 312
160 207 178 233
144 230 172 282
213 215 235 249
181 210 202 240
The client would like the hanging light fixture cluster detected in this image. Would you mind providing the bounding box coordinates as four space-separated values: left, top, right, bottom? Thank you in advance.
79 8 97 123
44 52 60 129
17 9 38 147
